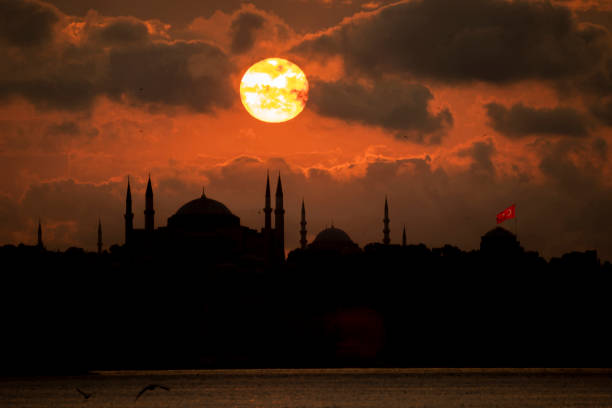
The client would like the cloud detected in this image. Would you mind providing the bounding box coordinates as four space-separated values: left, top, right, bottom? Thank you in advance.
0 0 60 47
229 11 266 54
0 1 236 113
309 79 453 144
485 102 590 137
292 0 610 83
87 17 150 45
105 41 235 112
458 139 496 177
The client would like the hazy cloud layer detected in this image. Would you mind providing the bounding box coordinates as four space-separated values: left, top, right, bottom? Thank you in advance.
485 103 590 137
309 79 453 144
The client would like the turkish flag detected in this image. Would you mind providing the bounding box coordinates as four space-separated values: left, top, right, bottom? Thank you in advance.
496 204 516 224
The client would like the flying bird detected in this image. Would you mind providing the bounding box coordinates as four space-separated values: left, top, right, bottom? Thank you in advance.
135 384 170 400
76 388 93 400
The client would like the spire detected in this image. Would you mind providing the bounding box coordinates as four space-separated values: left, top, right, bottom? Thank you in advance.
264 171 272 232
126 176 132 207
276 173 283 197
201 186 206 199
37 218 43 249
146 174 153 197
300 198 307 249
124 176 134 245
383 195 390 245
402 224 406 247
145 174 155 232
97 218 103 255
274 172 285 262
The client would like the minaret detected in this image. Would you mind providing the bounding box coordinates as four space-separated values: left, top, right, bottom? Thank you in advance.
37 219 43 249
402 224 406 247
300 199 307 249
144 174 155 232
264 171 272 232
97 218 103 255
124 177 134 244
275 173 285 261
383 196 390 245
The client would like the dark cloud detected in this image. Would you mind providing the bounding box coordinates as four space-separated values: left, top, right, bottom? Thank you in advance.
0 1 235 113
106 41 235 112
309 79 452 144
89 17 149 45
485 102 590 137
229 11 265 54
0 78 98 110
0 0 60 47
458 140 496 177
293 0 610 83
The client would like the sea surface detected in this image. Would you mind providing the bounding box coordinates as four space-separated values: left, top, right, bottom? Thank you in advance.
1 368 612 408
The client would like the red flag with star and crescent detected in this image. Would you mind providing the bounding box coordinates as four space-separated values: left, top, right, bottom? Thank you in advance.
496 204 516 224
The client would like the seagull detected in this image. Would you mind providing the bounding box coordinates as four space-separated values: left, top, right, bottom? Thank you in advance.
135 384 170 400
76 388 93 400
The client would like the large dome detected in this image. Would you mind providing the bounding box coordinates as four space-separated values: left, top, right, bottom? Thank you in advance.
175 193 234 217
309 226 360 252
168 191 240 230
313 226 353 245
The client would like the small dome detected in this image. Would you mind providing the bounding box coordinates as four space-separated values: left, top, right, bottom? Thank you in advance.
483 226 516 239
313 227 353 245
174 194 234 217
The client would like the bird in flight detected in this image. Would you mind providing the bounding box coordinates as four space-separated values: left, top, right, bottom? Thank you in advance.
135 384 170 400
76 388 93 400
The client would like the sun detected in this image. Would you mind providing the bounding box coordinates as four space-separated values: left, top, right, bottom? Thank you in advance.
240 58 309 123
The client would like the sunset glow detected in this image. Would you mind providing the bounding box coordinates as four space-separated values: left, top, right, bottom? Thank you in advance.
240 58 309 123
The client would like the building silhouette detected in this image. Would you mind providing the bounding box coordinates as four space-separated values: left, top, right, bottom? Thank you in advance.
123 172 285 266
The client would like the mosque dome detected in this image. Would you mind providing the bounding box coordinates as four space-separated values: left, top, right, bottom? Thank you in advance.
309 226 360 252
175 192 234 217
313 226 353 245
168 190 240 230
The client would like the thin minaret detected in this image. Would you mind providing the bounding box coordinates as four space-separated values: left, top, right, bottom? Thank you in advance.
97 218 103 255
37 219 43 249
124 176 134 244
300 198 307 249
383 196 390 245
264 171 272 232
145 174 155 232
402 224 406 247
275 173 285 261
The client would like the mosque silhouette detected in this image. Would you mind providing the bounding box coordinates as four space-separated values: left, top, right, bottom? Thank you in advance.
117 172 394 265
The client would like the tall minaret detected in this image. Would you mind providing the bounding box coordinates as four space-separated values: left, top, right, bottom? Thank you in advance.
144 174 155 232
37 219 43 249
264 171 272 232
97 218 103 255
275 173 285 261
124 177 134 244
383 196 390 245
300 199 307 249
402 224 406 247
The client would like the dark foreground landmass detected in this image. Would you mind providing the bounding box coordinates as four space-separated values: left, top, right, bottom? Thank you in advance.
1 239 611 376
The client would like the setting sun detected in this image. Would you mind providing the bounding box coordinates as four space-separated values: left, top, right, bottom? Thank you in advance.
240 58 309 123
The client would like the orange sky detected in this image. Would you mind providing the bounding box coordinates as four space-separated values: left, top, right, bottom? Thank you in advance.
1 0 611 260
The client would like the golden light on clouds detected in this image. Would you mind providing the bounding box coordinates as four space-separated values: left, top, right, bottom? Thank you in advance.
240 58 309 123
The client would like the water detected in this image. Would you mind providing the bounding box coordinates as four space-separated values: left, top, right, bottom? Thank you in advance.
1 369 612 408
